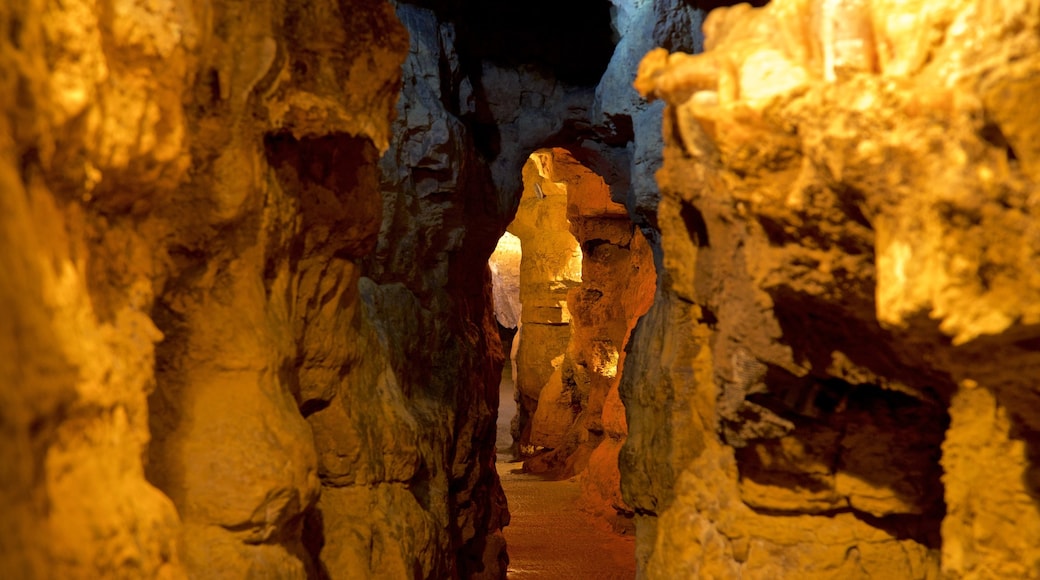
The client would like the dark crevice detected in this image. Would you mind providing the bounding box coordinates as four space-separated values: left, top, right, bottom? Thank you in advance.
980 120 1019 162
698 304 718 329
687 0 770 11
680 203 710 248
455 0 616 85
583 238 610 254
299 398 331 418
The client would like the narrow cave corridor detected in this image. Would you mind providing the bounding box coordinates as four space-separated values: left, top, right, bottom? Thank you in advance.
487 149 651 576
498 149 654 512
5 0 1040 579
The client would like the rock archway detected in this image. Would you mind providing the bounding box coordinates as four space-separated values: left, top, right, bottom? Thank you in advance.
6 0 1040 579
496 147 655 530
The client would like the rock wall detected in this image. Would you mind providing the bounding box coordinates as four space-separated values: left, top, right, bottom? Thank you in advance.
26 0 1033 576
0 0 513 577
1 0 198 574
499 145 656 537
521 149 656 533
507 151 584 455
3 0 707 574
362 3 513 575
625 0 1040 577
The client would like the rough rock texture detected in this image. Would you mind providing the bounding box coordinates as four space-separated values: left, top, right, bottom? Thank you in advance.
516 150 656 532
361 3 512 575
0 1 196 575
625 0 1040 577
507 151 584 455
489 233 521 331
594 0 709 231
0 0 517 577
377 1 711 551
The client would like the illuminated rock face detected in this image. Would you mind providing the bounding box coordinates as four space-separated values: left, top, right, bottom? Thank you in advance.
0 0 506 576
507 152 584 454
627 0 1040 577
3 0 678 574
516 150 656 527
489 233 522 331
17 0 1039 577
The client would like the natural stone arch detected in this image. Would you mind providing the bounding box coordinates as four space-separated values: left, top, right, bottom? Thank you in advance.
497 146 656 530
504 149 585 456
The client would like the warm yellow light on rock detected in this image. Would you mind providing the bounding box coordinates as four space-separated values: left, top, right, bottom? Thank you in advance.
489 232 522 329
561 243 584 284
592 342 620 379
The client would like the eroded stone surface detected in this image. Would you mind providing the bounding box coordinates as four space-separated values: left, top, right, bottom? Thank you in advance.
508 151 584 455
0 0 509 576
626 0 1040 577
514 149 656 537
363 3 514 575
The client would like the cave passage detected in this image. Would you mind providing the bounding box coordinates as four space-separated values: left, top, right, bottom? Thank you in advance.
486 148 655 577
12 1 1040 578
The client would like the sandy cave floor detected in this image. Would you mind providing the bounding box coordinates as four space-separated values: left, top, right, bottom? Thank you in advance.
496 370 636 579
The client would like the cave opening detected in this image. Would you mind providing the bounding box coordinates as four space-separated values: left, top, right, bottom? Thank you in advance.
13 0 1040 578
486 147 655 577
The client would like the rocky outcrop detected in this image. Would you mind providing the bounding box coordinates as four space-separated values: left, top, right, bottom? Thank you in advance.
1 0 513 576
625 0 1040 577
514 150 656 531
507 151 584 455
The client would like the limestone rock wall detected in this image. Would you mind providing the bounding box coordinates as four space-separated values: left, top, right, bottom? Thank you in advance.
507 152 584 455
363 3 513 576
0 0 198 575
625 0 1040 577
594 0 709 232
0 0 512 576
520 149 656 533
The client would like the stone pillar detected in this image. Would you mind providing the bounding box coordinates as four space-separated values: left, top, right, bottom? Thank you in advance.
507 151 583 454
941 381 1040 577
512 149 656 532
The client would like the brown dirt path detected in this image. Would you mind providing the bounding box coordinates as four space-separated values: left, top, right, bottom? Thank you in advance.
496 370 636 579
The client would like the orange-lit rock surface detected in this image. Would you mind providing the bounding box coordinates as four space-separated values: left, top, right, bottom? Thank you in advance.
626 0 1040 578
17 0 1040 577
518 150 655 533
0 0 510 576
508 151 584 455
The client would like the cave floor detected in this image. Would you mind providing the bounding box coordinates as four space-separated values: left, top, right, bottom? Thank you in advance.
497 370 636 579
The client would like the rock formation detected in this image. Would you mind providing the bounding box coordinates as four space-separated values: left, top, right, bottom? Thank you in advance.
626 0 1040 577
0 0 504 576
511 149 656 532
506 151 584 456
9 0 1039 577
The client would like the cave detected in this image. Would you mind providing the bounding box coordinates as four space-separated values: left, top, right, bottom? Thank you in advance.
487 148 654 574
4 0 1040 579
